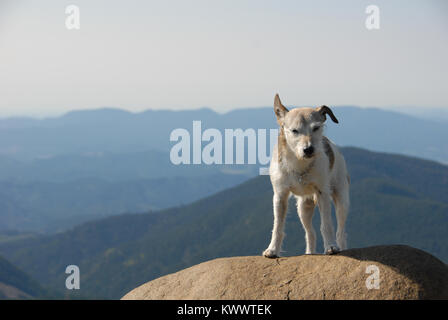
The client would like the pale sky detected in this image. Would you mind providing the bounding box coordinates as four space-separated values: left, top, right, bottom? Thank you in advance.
0 0 447 117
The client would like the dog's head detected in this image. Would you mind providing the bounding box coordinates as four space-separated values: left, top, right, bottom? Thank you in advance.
274 94 338 160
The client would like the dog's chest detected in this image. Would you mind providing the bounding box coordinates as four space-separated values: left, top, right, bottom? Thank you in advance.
284 173 317 196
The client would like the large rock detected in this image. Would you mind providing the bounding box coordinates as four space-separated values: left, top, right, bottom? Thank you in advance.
122 245 448 300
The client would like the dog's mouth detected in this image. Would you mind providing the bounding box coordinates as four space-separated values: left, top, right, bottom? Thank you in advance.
296 152 314 160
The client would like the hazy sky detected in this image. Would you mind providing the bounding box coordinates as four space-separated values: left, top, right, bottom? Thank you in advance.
0 0 447 117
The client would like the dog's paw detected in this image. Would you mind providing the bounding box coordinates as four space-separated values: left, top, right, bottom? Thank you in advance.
263 248 279 259
324 246 340 255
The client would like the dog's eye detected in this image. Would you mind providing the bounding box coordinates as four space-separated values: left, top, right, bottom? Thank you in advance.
313 126 320 132
291 129 299 135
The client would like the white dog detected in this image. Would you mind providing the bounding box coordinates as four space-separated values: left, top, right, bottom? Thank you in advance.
263 94 350 257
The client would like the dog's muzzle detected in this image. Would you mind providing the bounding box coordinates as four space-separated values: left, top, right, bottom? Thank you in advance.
303 146 315 158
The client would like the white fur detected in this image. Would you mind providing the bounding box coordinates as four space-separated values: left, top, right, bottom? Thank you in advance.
263 95 350 257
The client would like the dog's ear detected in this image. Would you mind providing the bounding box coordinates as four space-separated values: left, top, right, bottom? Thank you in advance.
274 94 289 125
317 105 339 124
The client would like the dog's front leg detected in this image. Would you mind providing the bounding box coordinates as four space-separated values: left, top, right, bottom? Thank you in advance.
316 192 339 255
263 192 289 258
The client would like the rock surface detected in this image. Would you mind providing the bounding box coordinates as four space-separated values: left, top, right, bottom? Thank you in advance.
122 245 448 300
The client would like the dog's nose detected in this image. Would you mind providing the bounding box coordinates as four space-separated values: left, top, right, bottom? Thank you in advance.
303 146 314 157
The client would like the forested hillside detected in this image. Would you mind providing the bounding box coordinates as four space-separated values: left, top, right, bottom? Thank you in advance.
0 147 446 299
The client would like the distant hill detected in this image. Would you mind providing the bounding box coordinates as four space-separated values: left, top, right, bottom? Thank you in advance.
0 173 249 233
0 150 256 183
0 255 48 299
0 147 447 299
1 106 448 164
1 105 447 232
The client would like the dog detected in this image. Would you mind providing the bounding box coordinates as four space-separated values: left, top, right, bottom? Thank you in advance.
263 94 350 257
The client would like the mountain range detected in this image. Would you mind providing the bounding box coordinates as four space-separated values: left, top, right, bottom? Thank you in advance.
0 147 446 299
0 173 248 233
0 254 48 299
1 106 448 233
1 106 447 164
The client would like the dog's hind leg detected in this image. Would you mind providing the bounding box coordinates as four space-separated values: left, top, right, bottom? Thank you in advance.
263 191 289 258
296 196 316 254
317 192 339 254
333 188 349 251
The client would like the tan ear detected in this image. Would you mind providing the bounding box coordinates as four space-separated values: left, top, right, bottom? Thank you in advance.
274 94 289 125
317 105 339 124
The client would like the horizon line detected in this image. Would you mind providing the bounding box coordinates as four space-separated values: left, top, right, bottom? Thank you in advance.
1 104 446 121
